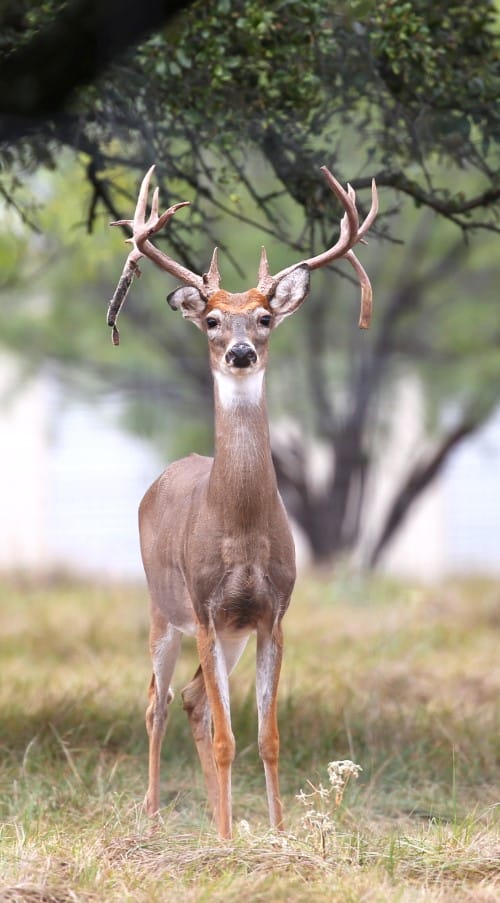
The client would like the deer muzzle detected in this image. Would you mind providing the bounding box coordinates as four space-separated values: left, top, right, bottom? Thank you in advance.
225 343 258 369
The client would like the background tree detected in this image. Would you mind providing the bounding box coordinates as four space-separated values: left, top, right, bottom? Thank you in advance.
0 0 195 133
1 0 499 565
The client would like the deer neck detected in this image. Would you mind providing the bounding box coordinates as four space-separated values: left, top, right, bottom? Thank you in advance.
208 369 277 526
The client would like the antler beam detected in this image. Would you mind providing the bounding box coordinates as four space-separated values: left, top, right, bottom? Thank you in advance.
257 167 378 328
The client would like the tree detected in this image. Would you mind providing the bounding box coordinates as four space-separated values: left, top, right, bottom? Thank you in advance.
2 1 499 232
0 1 196 133
269 214 499 564
1 0 499 565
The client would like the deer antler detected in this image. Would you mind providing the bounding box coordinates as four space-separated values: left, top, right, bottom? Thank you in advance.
108 164 377 343
257 167 378 328
107 165 220 344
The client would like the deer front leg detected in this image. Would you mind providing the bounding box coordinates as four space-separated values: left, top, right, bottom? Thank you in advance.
145 622 182 816
256 619 285 830
182 634 250 825
196 623 235 840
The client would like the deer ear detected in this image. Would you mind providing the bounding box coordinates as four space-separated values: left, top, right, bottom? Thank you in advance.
167 285 207 328
269 265 310 325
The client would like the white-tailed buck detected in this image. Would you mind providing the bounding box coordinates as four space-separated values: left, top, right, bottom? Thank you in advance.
108 165 377 839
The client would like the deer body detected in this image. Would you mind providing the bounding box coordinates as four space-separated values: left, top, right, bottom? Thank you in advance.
140 372 295 642
108 165 377 839
139 292 296 837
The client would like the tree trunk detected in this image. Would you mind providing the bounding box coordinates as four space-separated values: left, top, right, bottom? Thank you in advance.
368 418 481 568
273 422 367 564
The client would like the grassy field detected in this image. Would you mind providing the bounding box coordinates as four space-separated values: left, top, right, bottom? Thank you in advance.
0 572 498 901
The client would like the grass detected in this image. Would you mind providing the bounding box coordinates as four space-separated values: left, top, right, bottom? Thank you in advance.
0 572 498 901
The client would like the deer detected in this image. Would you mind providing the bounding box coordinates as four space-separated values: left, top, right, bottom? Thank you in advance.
107 164 378 840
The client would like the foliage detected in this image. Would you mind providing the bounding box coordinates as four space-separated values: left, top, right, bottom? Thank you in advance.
0 574 498 899
1 0 499 231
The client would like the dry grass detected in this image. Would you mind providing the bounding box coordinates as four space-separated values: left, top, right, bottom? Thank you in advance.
0 573 498 901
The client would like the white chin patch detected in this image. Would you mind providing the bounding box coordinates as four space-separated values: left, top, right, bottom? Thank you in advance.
214 370 264 409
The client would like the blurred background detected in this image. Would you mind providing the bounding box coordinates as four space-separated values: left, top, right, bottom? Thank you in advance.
1 0 499 584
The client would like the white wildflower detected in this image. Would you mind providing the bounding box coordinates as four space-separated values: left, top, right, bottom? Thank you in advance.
327 759 363 784
317 782 330 800
237 819 251 836
295 759 363 856
327 759 362 806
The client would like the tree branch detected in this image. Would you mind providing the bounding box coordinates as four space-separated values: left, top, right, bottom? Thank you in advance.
354 172 500 233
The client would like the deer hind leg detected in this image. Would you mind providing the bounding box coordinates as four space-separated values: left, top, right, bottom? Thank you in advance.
195 624 240 840
145 621 182 816
181 665 219 821
256 619 285 830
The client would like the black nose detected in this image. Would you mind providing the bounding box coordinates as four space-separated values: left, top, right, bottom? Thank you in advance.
225 343 257 368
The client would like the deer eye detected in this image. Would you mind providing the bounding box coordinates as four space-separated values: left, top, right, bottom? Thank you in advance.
206 317 219 330
259 315 272 328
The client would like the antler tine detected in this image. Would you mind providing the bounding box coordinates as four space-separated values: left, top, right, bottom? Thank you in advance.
345 249 373 329
357 178 379 240
106 249 142 345
320 167 359 242
257 246 274 295
150 185 160 224
346 183 366 246
203 247 221 293
258 245 270 281
134 164 156 228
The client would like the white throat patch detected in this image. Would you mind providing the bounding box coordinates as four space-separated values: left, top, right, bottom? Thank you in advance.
214 370 265 409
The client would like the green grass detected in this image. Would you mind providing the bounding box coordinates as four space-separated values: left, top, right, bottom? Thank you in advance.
0 573 498 901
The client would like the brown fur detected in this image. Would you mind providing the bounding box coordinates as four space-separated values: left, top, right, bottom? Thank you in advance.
206 288 270 313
